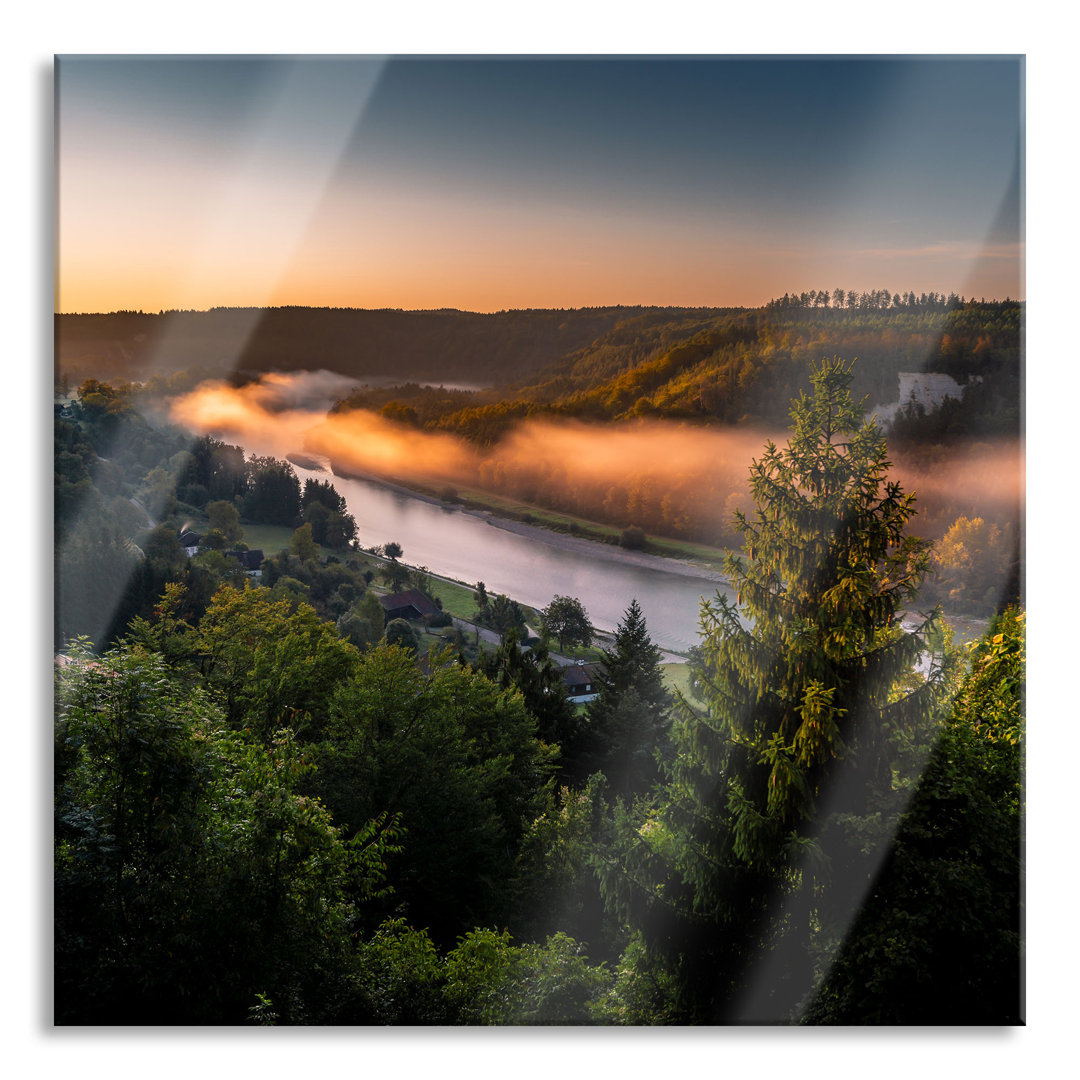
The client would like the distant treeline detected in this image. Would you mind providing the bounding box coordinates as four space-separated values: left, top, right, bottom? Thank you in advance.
56 299 1020 438
57 297 1022 610
763 287 1005 312
55 305 734 388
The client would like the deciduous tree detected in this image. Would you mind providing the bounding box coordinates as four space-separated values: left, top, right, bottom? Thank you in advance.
243 456 301 526
310 644 557 944
542 595 593 653
207 499 242 543
54 640 393 1024
290 522 319 563
194 583 360 739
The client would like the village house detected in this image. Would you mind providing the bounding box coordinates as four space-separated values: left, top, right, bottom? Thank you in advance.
378 589 441 623
178 530 202 555
559 659 603 704
226 549 264 577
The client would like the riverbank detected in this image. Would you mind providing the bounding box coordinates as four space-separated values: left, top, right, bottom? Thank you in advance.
325 458 733 586
483 515 730 585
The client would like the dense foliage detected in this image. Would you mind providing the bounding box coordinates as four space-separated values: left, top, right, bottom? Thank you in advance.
53 343 1023 1025
55 384 360 650
595 360 962 1021
805 607 1024 1023
54 641 391 1024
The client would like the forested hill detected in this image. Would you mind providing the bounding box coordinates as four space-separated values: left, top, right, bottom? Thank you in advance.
402 296 1022 443
55 305 731 387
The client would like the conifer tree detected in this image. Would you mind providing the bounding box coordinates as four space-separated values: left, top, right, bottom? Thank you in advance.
603 359 950 1021
584 599 672 795
474 628 578 749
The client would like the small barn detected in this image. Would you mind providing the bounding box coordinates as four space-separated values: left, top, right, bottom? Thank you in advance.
378 589 441 623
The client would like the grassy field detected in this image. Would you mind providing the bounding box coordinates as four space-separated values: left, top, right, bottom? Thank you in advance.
233 522 301 556
171 507 300 559
552 641 608 663
425 577 482 621
173 508 390 570
661 662 700 706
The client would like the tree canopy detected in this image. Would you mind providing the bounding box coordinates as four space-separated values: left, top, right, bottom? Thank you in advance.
542 595 593 653
805 607 1024 1023
53 348 1022 1026
54 640 394 1024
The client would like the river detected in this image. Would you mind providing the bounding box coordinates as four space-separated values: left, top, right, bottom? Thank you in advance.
282 457 734 656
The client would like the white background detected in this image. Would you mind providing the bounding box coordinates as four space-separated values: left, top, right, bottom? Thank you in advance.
9 3 1067 1075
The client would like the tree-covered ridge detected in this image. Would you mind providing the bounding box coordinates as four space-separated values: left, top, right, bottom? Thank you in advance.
55 305 693 387
418 298 1020 437
58 296 1020 441
309 299 1023 593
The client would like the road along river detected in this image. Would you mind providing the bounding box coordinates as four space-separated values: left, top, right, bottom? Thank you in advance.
284 457 735 657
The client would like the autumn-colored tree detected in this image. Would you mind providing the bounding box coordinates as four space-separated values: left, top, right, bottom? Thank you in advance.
934 514 1013 613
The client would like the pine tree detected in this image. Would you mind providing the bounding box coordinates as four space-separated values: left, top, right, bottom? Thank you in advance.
583 599 672 796
474 629 578 750
603 359 950 1022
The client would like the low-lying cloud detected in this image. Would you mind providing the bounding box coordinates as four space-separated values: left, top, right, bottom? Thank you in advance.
168 372 1023 543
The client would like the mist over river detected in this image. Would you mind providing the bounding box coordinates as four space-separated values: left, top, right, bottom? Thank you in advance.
284 457 733 656
169 370 734 653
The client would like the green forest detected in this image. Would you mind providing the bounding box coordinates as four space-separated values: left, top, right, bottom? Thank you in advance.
53 300 1024 1025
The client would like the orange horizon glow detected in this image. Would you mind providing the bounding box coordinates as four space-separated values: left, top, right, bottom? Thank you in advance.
54 231 1027 315
55 227 1026 316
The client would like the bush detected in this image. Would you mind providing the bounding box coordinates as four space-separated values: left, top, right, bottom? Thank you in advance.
384 618 419 653
619 525 646 550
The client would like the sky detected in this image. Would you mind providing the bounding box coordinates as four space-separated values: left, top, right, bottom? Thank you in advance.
55 55 1023 313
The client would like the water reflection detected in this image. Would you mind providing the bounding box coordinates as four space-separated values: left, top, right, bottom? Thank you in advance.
290 460 732 655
